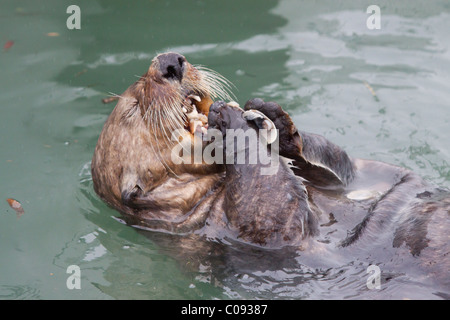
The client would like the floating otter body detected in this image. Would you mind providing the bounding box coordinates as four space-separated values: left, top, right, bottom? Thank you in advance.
91 53 449 285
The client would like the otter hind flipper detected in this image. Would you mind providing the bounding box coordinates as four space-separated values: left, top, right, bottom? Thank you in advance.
289 157 345 188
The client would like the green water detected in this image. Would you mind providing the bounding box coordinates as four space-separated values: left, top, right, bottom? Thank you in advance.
0 0 449 299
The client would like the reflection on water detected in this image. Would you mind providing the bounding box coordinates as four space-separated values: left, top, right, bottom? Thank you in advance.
1 0 449 299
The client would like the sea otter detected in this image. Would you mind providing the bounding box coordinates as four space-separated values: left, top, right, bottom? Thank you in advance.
91 52 449 283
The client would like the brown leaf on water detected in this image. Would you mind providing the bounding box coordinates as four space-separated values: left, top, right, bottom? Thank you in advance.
74 69 87 77
363 81 379 102
3 40 14 51
363 81 376 96
6 198 25 218
102 96 120 104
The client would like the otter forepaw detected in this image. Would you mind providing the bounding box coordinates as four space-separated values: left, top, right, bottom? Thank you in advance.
244 98 303 159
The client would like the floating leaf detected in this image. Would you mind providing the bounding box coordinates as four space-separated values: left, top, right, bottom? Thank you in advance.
6 198 25 218
74 69 87 77
102 96 120 104
363 81 379 101
3 40 14 51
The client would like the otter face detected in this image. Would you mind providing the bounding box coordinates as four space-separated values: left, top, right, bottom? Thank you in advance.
132 52 233 141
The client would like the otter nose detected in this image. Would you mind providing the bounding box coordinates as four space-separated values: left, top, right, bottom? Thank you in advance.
157 52 186 82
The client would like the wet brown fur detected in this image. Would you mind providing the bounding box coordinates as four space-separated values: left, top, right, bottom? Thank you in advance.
92 53 449 285
92 53 227 222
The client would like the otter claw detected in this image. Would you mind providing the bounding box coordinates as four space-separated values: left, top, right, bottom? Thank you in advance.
227 101 240 108
242 109 278 144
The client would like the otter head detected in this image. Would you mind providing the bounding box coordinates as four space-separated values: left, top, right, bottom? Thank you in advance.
131 52 233 141
92 52 236 222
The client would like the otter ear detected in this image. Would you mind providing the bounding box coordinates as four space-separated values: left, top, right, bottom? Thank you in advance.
242 109 278 144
